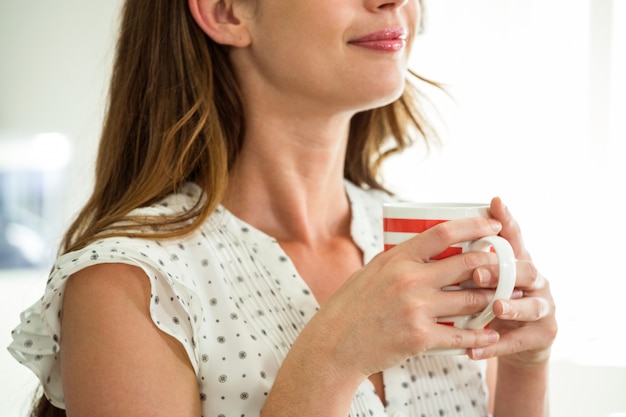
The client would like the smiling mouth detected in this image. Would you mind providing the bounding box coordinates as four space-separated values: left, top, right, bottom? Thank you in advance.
348 28 407 52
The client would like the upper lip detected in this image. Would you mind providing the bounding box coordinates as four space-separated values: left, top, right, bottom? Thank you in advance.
349 27 407 43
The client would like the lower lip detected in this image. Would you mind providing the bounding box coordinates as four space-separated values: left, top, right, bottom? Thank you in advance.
349 39 406 52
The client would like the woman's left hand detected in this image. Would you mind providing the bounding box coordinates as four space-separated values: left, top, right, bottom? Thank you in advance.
468 197 557 367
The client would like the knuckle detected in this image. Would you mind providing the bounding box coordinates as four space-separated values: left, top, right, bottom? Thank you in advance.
405 316 431 348
532 299 547 320
510 336 525 354
464 289 485 309
547 319 559 340
523 297 554 322
463 252 486 270
525 262 540 288
543 277 552 290
432 222 454 243
450 331 464 349
401 297 430 325
403 301 425 321
389 268 418 292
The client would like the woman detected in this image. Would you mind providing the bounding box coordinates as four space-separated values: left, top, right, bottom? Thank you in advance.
9 0 557 416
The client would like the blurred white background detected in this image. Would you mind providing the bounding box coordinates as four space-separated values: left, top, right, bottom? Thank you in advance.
1 0 624 416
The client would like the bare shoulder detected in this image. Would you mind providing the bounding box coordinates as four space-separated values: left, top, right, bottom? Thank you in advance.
61 263 201 416
63 262 151 307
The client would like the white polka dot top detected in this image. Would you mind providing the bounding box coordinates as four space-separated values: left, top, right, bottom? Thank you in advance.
8 181 490 417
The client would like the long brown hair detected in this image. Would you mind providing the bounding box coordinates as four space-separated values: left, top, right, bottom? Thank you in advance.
33 0 439 414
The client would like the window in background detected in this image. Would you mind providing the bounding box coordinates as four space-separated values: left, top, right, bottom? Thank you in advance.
0 133 71 270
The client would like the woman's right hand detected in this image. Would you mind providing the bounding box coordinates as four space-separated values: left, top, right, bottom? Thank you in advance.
312 216 504 379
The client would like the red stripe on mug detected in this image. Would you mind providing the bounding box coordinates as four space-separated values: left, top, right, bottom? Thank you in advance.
384 244 462 260
383 218 446 233
431 246 463 260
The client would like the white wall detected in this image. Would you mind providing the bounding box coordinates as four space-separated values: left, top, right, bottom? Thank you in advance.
395 0 626 364
0 2 123 416
1 1 624 416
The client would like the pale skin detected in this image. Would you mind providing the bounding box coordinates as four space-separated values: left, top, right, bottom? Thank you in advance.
59 0 557 415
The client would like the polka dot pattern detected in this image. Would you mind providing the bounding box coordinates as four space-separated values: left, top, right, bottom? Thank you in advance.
8 181 490 417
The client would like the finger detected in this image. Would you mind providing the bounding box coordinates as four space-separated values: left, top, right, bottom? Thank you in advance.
489 197 519 238
402 217 502 262
489 197 529 258
475 260 544 291
425 249 498 289
467 325 554 363
493 297 551 322
431 287 497 318
424 326 500 353
515 260 544 291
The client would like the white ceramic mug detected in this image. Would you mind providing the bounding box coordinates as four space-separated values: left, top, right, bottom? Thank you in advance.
383 202 516 355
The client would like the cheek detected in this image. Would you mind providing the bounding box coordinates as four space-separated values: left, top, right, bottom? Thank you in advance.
405 2 421 47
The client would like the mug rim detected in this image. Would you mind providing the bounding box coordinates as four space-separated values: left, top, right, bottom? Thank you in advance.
383 202 491 221
383 202 489 209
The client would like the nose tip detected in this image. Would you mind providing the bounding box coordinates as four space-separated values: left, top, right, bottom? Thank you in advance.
380 0 409 8
367 0 410 12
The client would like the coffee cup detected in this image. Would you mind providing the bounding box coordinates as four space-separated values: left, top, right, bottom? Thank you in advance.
383 202 516 355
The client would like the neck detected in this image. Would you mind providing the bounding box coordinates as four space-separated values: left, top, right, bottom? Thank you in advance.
222 114 353 245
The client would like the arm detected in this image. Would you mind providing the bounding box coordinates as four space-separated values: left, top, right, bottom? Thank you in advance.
60 263 201 417
493 358 550 416
260 311 366 417
486 357 550 416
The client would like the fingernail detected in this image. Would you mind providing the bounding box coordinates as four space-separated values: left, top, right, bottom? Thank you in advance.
477 268 490 285
488 219 502 232
487 330 499 343
511 289 523 299
499 301 510 316
471 348 484 359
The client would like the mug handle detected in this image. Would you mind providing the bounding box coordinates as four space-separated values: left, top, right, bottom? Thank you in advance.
465 235 516 330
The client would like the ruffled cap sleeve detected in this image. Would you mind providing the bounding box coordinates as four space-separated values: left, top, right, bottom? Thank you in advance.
7 235 204 409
